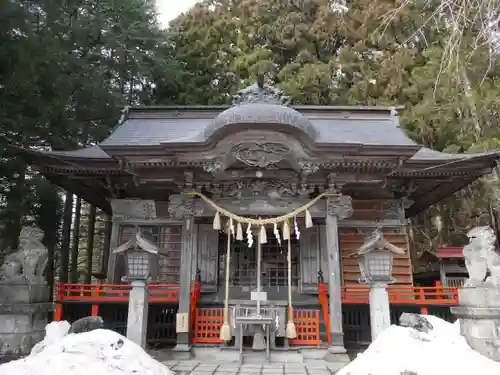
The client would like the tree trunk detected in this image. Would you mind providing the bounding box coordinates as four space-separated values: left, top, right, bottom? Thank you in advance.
59 192 73 283
70 197 82 282
3 163 26 250
85 205 97 284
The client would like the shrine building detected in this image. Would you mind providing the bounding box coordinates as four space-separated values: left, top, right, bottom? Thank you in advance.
15 80 500 355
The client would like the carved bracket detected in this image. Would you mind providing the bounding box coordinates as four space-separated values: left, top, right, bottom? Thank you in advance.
168 195 204 220
326 195 353 220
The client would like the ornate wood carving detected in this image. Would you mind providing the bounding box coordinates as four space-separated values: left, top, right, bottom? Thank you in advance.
201 158 226 174
326 195 353 220
167 195 203 220
204 179 315 199
231 142 290 168
298 160 320 174
167 193 326 217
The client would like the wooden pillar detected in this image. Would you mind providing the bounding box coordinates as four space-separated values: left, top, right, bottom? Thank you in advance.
173 196 197 352
325 195 353 356
106 219 121 283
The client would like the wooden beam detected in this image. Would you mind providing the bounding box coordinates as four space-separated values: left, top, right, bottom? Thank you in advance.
406 176 477 217
45 174 111 213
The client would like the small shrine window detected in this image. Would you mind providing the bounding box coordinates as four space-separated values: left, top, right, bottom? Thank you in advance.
218 232 300 288
118 225 182 283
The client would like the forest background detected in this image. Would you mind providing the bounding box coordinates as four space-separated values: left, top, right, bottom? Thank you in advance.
1 0 500 283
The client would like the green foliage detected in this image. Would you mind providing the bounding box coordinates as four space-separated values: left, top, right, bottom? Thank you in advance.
2 0 500 267
0 0 182 262
163 0 500 254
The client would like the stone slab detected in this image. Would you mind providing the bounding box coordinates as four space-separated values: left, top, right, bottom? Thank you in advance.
162 360 344 375
458 286 500 308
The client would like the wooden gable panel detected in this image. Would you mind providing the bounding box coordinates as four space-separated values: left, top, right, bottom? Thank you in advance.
339 229 413 285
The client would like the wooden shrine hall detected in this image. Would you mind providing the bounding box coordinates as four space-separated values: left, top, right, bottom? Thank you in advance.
13 79 500 354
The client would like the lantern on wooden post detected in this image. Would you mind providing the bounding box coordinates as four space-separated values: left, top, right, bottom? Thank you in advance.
353 228 405 341
113 229 158 348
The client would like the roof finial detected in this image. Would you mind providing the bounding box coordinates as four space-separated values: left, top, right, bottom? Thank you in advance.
232 75 290 106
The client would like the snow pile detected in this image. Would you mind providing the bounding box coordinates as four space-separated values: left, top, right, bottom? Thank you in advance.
338 315 500 375
30 320 71 355
0 323 172 375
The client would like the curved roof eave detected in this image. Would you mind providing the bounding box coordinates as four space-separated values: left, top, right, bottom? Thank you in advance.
204 102 318 142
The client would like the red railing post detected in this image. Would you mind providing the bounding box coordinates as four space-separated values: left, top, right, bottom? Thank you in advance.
190 280 201 332
419 287 428 314
54 282 64 321
91 284 101 316
318 283 332 345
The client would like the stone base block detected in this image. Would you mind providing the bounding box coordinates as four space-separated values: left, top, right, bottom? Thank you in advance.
0 283 49 304
0 302 52 358
458 285 500 308
452 286 500 362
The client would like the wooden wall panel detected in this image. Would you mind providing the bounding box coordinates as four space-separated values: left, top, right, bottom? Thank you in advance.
340 199 412 286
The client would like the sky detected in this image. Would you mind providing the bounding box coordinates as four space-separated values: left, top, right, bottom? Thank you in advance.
155 0 200 28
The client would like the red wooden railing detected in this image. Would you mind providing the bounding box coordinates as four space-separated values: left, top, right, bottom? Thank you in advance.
341 282 458 306
54 282 180 321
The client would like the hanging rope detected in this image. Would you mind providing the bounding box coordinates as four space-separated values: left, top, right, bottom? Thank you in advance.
184 191 335 226
285 225 297 339
220 218 233 342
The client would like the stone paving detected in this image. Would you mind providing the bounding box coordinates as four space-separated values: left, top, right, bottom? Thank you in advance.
162 360 340 375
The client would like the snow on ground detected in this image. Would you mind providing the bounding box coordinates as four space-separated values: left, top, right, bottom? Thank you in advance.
0 322 172 375
338 315 500 375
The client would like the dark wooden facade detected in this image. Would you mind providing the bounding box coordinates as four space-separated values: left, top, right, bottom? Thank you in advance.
13 80 500 349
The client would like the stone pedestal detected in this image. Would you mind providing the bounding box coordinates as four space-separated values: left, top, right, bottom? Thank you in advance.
0 284 52 359
369 282 391 341
126 280 149 348
451 286 500 362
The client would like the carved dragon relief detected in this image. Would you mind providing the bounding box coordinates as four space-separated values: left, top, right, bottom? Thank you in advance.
231 142 290 168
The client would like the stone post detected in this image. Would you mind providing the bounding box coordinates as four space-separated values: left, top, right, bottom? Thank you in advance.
169 195 198 356
368 282 391 340
126 279 149 348
324 195 352 363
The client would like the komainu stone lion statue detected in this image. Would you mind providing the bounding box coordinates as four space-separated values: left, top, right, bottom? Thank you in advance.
463 226 500 287
0 226 48 284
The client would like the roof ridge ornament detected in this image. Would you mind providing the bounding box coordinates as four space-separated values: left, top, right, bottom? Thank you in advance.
232 74 291 106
